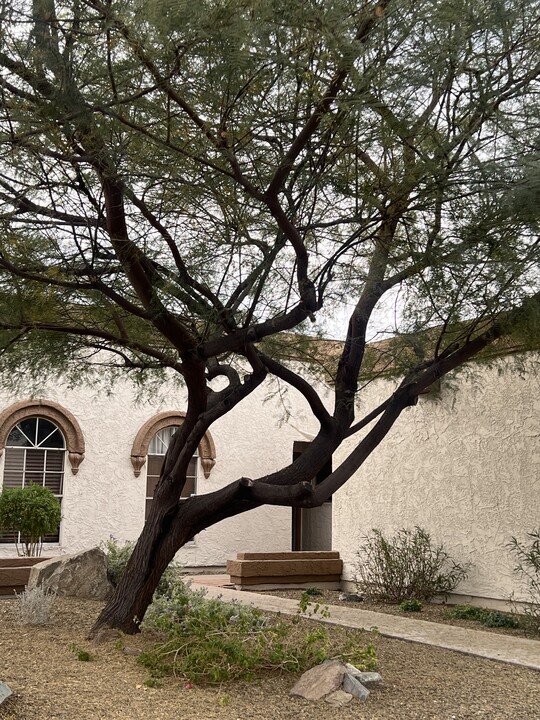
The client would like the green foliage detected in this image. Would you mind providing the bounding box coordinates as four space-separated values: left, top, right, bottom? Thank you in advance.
399 599 423 613
139 578 375 684
303 586 323 597
101 538 135 586
0 485 61 556
354 527 470 603
297 591 331 619
70 645 93 662
101 537 181 596
450 605 486 621
480 611 520 629
508 530 540 634
450 605 519 629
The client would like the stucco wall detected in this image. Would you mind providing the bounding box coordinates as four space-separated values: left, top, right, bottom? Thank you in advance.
333 353 540 604
0 375 321 565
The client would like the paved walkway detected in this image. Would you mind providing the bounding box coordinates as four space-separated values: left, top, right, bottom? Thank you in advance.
191 575 540 672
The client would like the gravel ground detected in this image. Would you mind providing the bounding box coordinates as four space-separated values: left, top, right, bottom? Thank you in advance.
0 597 539 720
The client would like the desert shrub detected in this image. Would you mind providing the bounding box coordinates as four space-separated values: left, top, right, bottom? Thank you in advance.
399 598 423 612
139 580 376 684
15 585 56 625
480 611 520 629
450 605 519 629
354 526 470 603
451 605 485 621
101 537 181 596
508 530 540 634
0 485 61 556
101 537 134 586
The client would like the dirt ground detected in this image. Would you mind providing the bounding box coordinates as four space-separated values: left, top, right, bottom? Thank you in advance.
0 596 539 720
261 588 539 638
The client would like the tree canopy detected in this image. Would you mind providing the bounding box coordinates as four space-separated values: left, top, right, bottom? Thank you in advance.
0 0 538 632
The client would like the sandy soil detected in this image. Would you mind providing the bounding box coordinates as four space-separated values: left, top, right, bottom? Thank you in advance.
0 597 539 720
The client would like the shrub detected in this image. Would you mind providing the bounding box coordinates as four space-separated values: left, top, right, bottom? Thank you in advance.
139 579 376 684
480 611 519 629
101 537 134 586
399 599 423 612
101 537 181 595
354 526 470 603
15 585 56 625
451 605 485 621
0 484 61 556
450 605 519 629
508 530 540 634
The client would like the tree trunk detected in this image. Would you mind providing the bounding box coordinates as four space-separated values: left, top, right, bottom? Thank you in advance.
90 499 195 635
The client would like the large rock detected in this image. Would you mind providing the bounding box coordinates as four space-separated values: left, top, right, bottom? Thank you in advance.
290 660 346 701
28 548 113 600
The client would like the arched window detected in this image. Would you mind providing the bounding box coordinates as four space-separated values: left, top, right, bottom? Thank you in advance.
131 411 216 521
1 417 65 544
145 425 198 519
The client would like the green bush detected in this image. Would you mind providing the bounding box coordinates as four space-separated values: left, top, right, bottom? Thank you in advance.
450 605 519 629
101 537 181 596
451 605 485 621
0 484 61 556
101 537 135 586
139 579 376 684
399 598 423 612
354 526 470 603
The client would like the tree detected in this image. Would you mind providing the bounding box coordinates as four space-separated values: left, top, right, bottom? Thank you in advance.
0 484 62 556
0 0 538 633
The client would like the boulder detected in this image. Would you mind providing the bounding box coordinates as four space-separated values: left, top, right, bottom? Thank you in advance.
290 660 346 701
28 548 113 600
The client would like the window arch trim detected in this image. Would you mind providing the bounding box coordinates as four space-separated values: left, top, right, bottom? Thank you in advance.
131 411 216 479
0 400 85 474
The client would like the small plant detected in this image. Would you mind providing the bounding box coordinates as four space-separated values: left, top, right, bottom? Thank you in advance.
480 611 520 629
399 598 423 612
297 591 330 619
354 526 471 603
70 644 93 661
451 605 485 621
101 537 134 586
450 605 519 629
101 537 182 596
15 585 56 625
508 530 540 634
303 586 323 597
0 484 61 556
144 677 162 688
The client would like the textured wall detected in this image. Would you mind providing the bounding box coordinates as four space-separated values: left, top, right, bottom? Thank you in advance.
333 353 540 603
0 375 322 565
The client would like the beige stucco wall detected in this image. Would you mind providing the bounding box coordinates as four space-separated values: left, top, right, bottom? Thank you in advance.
0 374 322 565
333 353 540 604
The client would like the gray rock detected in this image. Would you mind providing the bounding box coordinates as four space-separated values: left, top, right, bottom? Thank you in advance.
290 660 347 701
325 690 353 707
342 673 370 700
28 548 113 600
344 664 382 685
0 681 12 705
338 592 364 602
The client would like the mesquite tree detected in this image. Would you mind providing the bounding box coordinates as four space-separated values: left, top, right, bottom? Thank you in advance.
0 0 538 634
